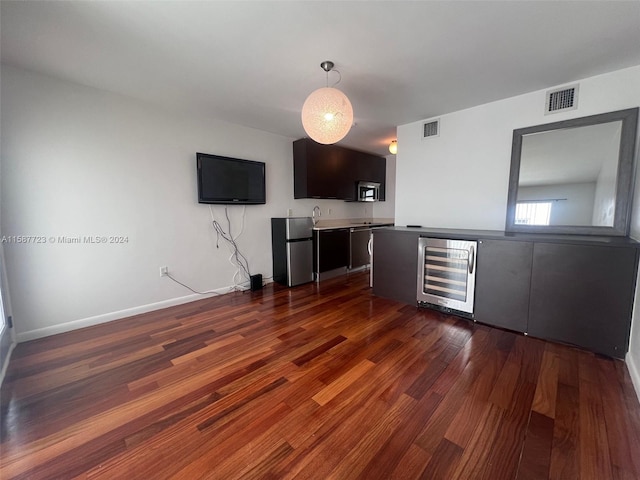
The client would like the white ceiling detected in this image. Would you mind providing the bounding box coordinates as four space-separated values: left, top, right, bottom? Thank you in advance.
2 1 640 156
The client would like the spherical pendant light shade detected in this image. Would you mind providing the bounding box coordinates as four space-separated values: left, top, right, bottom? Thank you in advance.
301 87 353 145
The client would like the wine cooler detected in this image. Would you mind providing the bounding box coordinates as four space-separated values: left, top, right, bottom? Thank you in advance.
416 237 477 318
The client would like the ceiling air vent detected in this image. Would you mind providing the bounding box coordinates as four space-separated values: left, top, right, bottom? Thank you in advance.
545 84 579 114
422 119 440 139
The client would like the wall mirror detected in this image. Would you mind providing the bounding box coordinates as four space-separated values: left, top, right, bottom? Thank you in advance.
505 107 638 236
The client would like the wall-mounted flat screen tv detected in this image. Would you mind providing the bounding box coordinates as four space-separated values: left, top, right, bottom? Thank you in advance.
196 152 266 205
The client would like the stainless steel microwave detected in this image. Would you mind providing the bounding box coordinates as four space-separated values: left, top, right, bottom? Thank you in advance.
357 182 380 202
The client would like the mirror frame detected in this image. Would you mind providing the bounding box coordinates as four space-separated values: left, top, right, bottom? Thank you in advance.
505 107 639 236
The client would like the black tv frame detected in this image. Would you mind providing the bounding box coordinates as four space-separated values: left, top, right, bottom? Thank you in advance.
196 152 266 205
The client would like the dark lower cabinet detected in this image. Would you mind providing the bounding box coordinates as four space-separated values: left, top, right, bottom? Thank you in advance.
528 242 638 358
314 229 350 274
371 228 639 359
372 230 420 306
474 239 533 332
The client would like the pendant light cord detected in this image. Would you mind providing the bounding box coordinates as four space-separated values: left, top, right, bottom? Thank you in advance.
331 69 342 87
324 66 342 87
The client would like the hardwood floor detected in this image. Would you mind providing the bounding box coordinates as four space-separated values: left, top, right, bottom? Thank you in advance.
2 271 640 479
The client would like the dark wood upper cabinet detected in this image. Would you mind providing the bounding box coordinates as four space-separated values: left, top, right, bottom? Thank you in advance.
293 138 385 201
293 139 342 199
372 154 386 201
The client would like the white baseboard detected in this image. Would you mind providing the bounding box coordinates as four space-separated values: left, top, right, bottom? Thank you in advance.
15 285 243 343
626 351 640 404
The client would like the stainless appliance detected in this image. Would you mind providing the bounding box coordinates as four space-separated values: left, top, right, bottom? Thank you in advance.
416 237 477 317
271 217 314 287
357 182 380 202
367 226 393 287
368 231 374 287
368 225 393 288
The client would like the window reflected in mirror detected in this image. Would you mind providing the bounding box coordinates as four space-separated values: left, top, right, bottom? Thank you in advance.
515 201 552 226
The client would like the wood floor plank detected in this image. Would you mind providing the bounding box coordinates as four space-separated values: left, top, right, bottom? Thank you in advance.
614 360 640 477
414 327 500 454
359 391 443 479
291 335 347 367
389 443 432 480
311 359 375 406
595 359 640 479
418 437 464 480
488 358 521 409
518 411 555 480
176 419 293 479
447 402 505 479
324 393 416 479
2 271 639 479
548 383 581 480
276 397 392 479
444 342 509 448
532 348 560 418
89 386 295 478
578 354 614 480
480 376 536 480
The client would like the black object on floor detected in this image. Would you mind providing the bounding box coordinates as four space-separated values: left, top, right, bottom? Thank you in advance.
250 274 263 291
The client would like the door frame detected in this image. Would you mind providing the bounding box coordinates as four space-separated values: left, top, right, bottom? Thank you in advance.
0 244 15 386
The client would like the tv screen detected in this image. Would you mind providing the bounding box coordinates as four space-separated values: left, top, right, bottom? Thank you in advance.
196 153 266 205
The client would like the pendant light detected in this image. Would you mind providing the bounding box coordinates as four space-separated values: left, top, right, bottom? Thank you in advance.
301 61 353 145
389 140 398 154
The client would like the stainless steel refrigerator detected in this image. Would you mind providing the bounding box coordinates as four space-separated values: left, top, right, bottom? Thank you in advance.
271 217 314 287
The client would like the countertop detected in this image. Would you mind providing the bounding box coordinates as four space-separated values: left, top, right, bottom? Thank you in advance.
377 226 640 248
312 218 395 231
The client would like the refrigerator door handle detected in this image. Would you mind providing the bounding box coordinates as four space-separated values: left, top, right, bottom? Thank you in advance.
468 245 475 275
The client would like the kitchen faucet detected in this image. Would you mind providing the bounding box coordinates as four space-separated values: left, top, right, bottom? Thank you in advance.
312 205 321 226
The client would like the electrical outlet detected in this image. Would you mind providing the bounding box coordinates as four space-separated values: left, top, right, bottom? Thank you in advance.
287 208 293 217
160 266 169 277
328 208 332 215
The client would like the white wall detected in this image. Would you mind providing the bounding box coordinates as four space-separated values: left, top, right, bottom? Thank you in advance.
397 65 640 400
0 64 16 382
0 245 14 385
0 63 16 382
396 65 640 229
0 65 371 340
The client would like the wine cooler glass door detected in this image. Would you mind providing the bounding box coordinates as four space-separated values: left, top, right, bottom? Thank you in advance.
417 237 477 315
